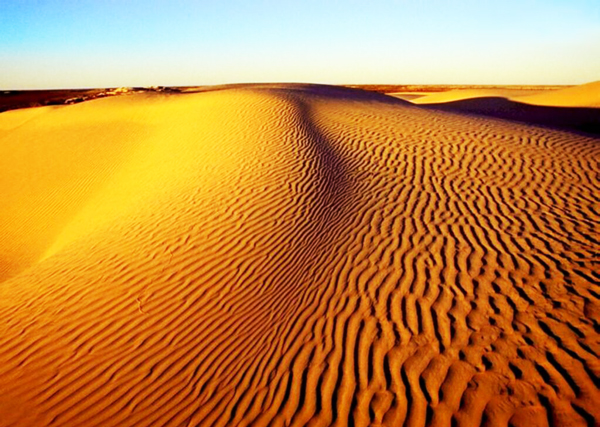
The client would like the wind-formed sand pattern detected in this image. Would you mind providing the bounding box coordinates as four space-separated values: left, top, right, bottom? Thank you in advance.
0 84 598 426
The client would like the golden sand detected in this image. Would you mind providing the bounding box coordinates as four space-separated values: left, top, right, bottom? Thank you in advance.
408 81 600 107
514 81 600 108
408 89 538 104
0 84 598 426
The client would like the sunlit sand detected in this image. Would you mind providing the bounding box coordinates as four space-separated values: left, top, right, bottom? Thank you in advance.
0 83 598 426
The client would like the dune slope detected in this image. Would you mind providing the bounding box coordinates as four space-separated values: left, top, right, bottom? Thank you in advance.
413 97 600 135
407 82 600 134
0 85 598 427
514 81 600 108
409 89 538 105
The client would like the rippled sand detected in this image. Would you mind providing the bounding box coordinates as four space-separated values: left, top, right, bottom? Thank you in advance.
0 84 598 426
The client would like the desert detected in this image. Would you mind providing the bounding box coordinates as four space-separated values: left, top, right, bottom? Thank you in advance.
0 81 598 426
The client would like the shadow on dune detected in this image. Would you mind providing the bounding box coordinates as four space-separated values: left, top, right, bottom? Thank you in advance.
416 97 600 135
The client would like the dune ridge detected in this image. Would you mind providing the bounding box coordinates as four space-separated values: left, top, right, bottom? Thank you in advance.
0 84 598 426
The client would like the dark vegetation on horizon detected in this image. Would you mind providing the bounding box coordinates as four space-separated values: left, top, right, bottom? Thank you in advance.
0 86 182 113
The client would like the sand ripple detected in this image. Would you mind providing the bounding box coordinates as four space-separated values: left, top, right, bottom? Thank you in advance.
0 85 598 426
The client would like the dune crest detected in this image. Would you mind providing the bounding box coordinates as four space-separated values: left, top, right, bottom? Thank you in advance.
0 85 598 426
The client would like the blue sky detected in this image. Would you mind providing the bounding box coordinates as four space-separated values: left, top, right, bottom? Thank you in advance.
1 0 599 88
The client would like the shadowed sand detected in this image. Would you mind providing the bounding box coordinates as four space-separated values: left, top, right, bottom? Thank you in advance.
0 84 598 426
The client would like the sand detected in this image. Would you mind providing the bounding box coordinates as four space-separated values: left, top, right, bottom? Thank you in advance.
0 84 598 427
409 89 542 105
514 81 600 108
408 82 600 108
404 83 600 135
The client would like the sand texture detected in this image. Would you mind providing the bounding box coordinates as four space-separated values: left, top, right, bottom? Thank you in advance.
0 84 599 426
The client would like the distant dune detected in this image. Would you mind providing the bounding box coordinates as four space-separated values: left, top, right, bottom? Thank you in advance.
0 84 598 426
406 82 600 134
409 82 600 108
514 81 600 108
410 89 541 105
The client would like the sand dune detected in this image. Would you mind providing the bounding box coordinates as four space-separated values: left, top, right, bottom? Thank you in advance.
0 84 598 426
411 82 600 109
407 82 600 134
411 97 600 134
514 81 600 108
409 89 541 105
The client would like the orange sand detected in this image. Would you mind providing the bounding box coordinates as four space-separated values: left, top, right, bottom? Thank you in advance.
0 84 598 426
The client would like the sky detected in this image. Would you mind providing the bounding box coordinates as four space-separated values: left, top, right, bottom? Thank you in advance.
1 0 599 88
